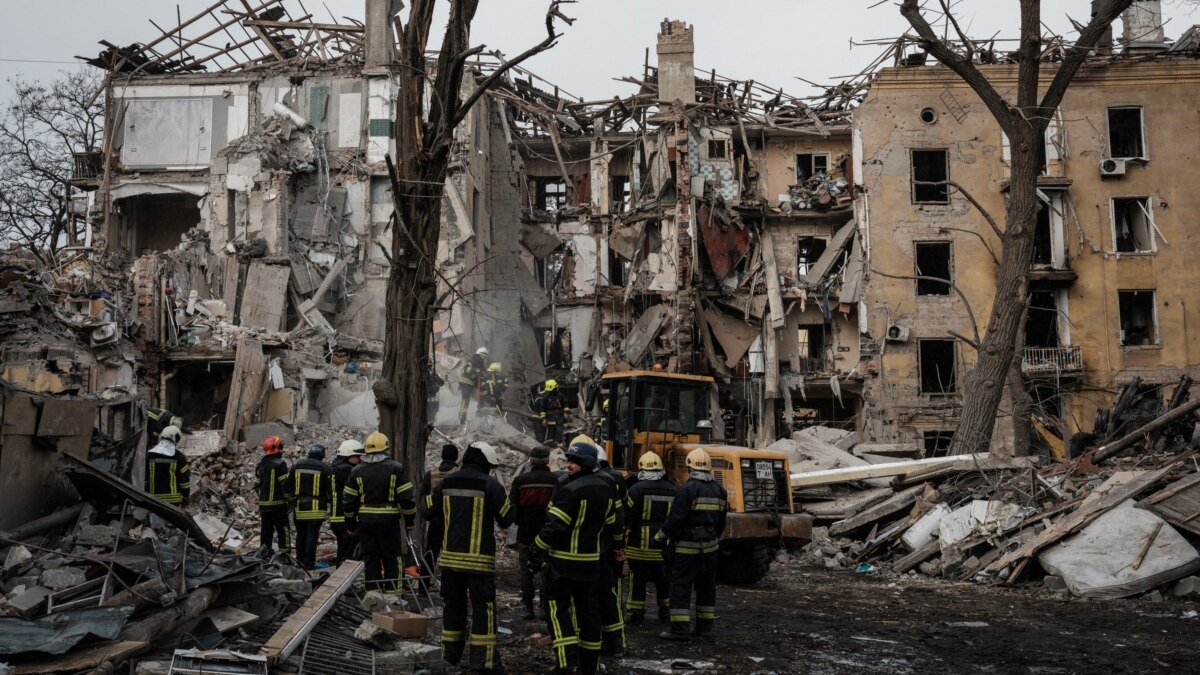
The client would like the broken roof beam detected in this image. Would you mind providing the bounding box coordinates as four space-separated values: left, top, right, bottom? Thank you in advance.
244 19 364 32
260 559 364 664
126 0 285 73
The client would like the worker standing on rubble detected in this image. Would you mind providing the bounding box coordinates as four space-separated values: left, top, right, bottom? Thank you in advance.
421 443 460 569
596 398 609 442
625 452 675 625
596 444 628 657
342 432 417 594
146 407 183 442
508 445 557 620
479 362 508 416
535 379 570 444
254 435 292 558
654 448 728 640
458 347 489 424
527 436 619 675
424 442 514 674
329 439 364 564
292 443 334 569
426 365 445 426
146 425 190 506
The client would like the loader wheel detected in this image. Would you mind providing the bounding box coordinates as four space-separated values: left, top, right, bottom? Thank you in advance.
717 545 773 585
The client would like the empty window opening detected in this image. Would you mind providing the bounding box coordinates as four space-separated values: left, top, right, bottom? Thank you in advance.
707 139 728 159
611 175 630 213
1118 290 1158 346
915 241 952 295
607 248 630 287
114 193 202 256
538 246 566 290
166 362 234 429
1108 107 1145 159
923 431 954 457
796 237 828 277
540 328 570 368
795 153 830 182
919 339 957 394
1034 203 1053 266
796 325 826 373
534 177 567 212
1026 291 1061 348
911 149 949 203
1112 197 1155 253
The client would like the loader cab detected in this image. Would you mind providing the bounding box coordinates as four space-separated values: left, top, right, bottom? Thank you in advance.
601 371 712 472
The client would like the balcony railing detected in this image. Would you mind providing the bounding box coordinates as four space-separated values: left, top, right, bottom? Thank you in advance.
1022 346 1083 375
795 357 829 375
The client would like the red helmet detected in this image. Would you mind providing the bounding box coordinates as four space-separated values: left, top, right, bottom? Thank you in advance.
262 436 284 455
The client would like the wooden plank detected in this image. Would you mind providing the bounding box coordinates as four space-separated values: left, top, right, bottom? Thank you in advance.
1141 472 1200 536
802 487 893 520
222 256 242 315
791 454 1032 488
244 19 364 32
239 262 289 330
14 641 148 674
759 229 785 330
206 606 260 633
261 560 364 664
893 540 939 573
223 338 266 442
830 485 925 536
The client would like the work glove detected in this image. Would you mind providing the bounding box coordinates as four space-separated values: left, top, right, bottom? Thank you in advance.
526 548 548 575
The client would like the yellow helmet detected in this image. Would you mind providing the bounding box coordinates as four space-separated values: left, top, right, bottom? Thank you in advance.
544 379 558 392
488 362 503 373
638 452 663 471
364 431 389 454
602 398 609 410
686 448 711 471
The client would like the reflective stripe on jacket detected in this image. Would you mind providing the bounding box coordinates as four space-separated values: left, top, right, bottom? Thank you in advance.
292 457 333 521
255 455 291 510
424 464 514 574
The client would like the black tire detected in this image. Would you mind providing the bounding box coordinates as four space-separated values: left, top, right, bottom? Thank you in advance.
716 545 773 585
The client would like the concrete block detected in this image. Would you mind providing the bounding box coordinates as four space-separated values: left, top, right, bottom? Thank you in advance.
265 578 311 594
1043 575 1068 592
5 585 52 617
1172 575 1200 598
241 421 294 450
76 524 120 547
40 566 86 590
375 641 440 673
3 545 31 573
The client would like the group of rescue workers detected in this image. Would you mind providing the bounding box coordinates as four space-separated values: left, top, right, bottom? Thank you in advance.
142 392 726 675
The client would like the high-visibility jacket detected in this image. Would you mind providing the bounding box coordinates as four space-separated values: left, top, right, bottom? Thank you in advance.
329 457 355 524
255 455 291 512
655 474 728 555
146 440 190 505
146 407 177 440
598 466 627 552
480 374 507 405
343 458 417 527
508 465 559 545
457 355 486 387
292 457 334 521
534 469 617 581
534 390 569 425
424 463 514 574
625 477 675 561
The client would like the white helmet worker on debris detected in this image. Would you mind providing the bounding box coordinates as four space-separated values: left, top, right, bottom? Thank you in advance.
329 439 365 564
145 425 191 506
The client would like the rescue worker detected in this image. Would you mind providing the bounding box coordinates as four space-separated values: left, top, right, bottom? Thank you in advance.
531 385 547 442
654 448 728 640
425 442 514 674
146 407 183 441
292 443 333 569
596 445 628 657
625 452 675 625
508 445 558 620
146 425 190 506
343 432 417 594
479 362 508 416
534 379 570 444
330 439 364 564
254 435 292 558
426 366 445 424
457 347 489 424
527 436 620 675
421 443 460 567
596 398 609 442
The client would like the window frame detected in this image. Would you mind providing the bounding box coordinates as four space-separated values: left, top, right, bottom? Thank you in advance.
914 240 953 296
1117 289 1160 347
1110 195 1158 254
910 148 950 204
1107 106 1147 161
918 338 958 395
795 152 831 183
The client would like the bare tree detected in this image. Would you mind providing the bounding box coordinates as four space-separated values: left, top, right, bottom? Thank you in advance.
898 0 1135 454
0 72 103 263
375 2 573 486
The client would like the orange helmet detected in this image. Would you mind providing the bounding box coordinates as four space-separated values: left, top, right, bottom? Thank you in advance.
262 436 284 455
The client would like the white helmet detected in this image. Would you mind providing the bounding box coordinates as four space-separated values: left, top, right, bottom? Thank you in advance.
159 425 182 443
336 439 365 457
470 442 500 468
475 347 489 356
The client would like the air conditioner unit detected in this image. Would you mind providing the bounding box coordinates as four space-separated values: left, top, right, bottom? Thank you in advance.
885 324 910 343
1099 158 1127 177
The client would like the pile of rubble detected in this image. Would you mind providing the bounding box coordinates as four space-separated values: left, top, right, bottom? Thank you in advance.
789 384 1200 600
778 173 852 214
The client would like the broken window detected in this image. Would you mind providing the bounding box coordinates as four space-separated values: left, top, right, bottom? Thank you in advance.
911 149 949 204
1033 203 1053 266
113 193 202 256
611 176 630 213
795 153 829 182
919 339 957 394
534 177 567 212
607 247 630 286
1112 197 1156 253
1108 107 1145 159
1033 191 1067 267
923 431 954 457
1118 290 1158 346
538 246 566 290
796 237 828 277
540 328 570 368
1027 291 1061 348
796 325 826 373
707 139 728 159
915 241 952 296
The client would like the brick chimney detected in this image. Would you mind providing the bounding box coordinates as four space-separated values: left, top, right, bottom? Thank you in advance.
656 19 695 105
1123 0 1167 53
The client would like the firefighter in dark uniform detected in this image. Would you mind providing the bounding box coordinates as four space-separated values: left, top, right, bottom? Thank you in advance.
625 452 675 625
421 443 459 569
254 435 292 557
425 442 514 674
330 439 364 564
458 347 489 424
146 407 182 442
508 445 558 619
479 362 508 416
655 448 728 640
596 445 627 657
146 425 190 506
292 443 333 569
527 436 620 675
343 432 417 594
534 379 570 444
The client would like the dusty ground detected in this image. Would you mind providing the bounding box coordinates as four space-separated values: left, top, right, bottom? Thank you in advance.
485 549 1200 674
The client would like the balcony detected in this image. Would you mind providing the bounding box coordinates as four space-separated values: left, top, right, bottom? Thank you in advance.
795 357 830 375
1022 346 1083 376
70 151 104 190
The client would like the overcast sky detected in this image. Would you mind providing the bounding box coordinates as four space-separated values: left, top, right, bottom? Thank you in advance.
1 1 1197 100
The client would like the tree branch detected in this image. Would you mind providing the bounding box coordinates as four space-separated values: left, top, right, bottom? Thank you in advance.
947 180 1004 240
870 267 982 346
1039 0 1135 116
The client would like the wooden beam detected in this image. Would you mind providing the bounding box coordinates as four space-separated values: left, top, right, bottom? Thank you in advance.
261 560 364 664
1093 397 1200 463
244 19 364 32
830 485 925 536
791 454 1032 488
